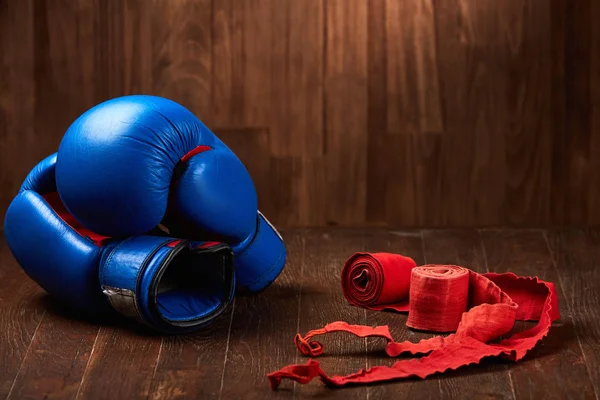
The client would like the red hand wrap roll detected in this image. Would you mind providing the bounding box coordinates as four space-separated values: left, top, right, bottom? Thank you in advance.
268 253 560 390
341 253 416 310
407 266 470 332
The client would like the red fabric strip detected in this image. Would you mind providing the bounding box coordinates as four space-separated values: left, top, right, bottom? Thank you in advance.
268 253 560 389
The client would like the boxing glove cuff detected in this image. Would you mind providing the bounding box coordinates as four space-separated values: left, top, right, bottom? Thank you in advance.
233 212 286 292
99 237 235 333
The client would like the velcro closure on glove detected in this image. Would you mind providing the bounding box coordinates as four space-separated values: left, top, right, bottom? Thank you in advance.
99 236 235 333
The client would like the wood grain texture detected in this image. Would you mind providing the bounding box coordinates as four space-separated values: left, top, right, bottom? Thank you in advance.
116 0 152 97
6 300 98 400
551 0 592 226
545 229 600 398
95 0 152 100
76 326 162 399
212 0 272 128
0 234 45 398
422 230 515 399
296 229 366 399
151 0 211 120
295 157 329 227
379 134 443 227
267 157 303 227
433 0 508 227
148 309 232 399
33 0 97 154
367 0 445 230
481 229 596 399
324 0 368 226
365 0 388 225
0 0 35 217
270 157 330 228
587 0 600 226
1 229 600 398
269 0 324 157
386 0 442 136
220 230 302 399
3 0 600 228
214 0 324 154
503 0 553 226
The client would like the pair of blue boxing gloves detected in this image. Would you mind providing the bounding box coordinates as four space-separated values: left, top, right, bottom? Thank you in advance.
4 95 286 334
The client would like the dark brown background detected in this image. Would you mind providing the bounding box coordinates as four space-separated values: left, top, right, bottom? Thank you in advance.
1 0 599 229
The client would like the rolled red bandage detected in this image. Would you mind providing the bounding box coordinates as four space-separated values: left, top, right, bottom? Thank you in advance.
407 266 470 332
267 253 560 390
341 253 416 311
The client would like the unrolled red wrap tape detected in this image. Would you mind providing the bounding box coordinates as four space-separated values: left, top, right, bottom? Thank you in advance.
268 252 560 389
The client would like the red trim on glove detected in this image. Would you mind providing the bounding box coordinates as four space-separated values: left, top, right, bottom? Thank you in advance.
267 253 560 389
196 241 221 249
43 192 112 247
181 145 211 163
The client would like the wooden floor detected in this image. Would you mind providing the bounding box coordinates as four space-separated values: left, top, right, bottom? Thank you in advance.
0 228 599 399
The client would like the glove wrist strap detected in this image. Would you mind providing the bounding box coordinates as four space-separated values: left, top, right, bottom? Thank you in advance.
100 236 235 333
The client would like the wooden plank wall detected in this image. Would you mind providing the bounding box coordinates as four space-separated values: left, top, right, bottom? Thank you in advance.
0 0 598 228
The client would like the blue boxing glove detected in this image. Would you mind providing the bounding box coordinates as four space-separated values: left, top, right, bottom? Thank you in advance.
4 154 235 333
55 95 286 293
